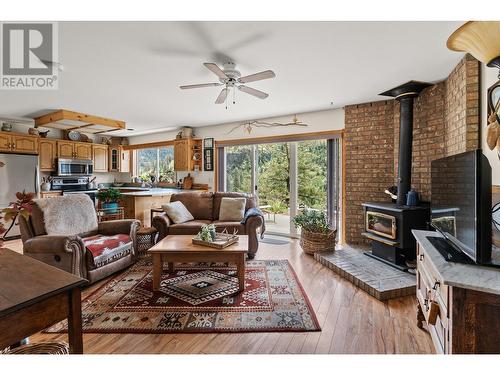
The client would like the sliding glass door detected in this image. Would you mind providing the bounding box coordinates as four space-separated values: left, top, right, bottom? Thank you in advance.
219 136 341 238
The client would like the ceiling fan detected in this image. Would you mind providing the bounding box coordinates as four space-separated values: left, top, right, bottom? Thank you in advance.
180 62 275 104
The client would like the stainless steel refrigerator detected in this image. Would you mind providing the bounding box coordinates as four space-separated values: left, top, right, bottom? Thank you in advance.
0 153 39 239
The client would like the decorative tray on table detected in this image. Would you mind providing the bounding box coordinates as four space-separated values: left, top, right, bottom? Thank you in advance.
192 229 239 249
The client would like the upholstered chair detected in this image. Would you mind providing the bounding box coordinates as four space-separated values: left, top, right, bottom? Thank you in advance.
19 194 140 284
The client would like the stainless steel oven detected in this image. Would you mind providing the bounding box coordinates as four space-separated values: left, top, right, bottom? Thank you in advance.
51 176 97 205
57 158 93 176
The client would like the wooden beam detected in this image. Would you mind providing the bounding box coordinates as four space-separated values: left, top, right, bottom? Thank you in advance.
35 109 125 130
123 140 175 150
214 129 344 147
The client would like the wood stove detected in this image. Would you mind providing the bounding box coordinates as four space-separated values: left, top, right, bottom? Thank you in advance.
362 81 432 270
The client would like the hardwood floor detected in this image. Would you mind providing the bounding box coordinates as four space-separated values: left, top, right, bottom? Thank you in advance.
3 238 434 354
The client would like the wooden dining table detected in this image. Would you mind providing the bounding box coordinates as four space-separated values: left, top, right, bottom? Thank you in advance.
0 248 87 354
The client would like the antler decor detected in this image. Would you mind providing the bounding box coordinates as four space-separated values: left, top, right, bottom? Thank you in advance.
228 114 308 134
486 99 500 159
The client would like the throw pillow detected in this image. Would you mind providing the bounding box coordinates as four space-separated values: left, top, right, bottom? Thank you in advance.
162 201 195 224
219 197 246 222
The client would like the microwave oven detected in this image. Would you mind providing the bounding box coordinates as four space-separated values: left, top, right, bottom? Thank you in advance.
57 158 93 176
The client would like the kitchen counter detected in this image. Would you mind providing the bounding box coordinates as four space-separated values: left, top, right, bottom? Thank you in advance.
119 188 185 196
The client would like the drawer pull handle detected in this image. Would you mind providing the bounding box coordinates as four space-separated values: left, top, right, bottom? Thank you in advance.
423 298 429 311
419 254 424 261
432 281 441 290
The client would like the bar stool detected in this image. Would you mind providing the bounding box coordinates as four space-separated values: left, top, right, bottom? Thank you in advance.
137 226 158 255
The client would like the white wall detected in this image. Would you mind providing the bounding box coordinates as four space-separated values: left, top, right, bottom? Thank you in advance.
480 64 500 185
129 108 345 187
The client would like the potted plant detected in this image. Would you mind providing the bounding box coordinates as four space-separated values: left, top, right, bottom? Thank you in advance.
97 188 122 214
1 191 35 247
293 209 336 255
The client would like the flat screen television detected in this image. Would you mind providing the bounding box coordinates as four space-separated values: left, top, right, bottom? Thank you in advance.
430 149 492 264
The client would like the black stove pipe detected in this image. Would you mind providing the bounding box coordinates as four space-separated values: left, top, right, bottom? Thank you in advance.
397 96 414 206
380 81 433 206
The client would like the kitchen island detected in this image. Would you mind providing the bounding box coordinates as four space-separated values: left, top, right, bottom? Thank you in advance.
99 187 207 227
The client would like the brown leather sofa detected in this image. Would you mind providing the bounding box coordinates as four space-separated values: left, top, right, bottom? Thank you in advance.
19 195 140 284
152 192 264 259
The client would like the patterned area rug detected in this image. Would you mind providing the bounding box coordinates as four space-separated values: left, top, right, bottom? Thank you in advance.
45 257 320 333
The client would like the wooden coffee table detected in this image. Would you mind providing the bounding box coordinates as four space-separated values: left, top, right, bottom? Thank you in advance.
148 235 248 293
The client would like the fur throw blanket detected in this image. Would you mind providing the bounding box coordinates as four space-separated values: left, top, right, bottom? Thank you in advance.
35 194 98 236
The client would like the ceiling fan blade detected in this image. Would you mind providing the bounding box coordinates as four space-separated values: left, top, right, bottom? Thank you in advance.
238 70 275 84
180 83 222 89
204 62 228 79
238 85 269 99
215 88 229 104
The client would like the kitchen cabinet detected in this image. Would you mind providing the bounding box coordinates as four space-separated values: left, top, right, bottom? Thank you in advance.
57 141 75 158
39 139 57 171
0 132 11 152
11 135 38 154
174 138 202 171
74 143 92 159
57 141 92 159
0 132 39 154
92 145 108 173
109 146 129 172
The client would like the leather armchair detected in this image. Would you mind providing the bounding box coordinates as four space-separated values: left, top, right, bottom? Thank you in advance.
19 197 140 284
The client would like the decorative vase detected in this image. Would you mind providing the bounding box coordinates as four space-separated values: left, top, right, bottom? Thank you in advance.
1 122 12 132
102 202 118 214
41 182 51 192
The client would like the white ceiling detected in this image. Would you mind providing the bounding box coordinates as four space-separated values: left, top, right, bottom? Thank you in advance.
0 21 465 136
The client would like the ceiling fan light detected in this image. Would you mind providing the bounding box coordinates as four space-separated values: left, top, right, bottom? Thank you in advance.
447 21 500 65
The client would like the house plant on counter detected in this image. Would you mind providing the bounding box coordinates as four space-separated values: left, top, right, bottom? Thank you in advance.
292 209 336 254
97 188 122 214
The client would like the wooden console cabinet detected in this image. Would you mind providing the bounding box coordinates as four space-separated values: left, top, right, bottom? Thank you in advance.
414 230 500 354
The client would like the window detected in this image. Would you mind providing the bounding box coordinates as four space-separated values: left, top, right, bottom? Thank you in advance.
136 146 175 183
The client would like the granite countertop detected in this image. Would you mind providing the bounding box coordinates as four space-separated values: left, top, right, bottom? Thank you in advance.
413 230 500 295
119 188 196 196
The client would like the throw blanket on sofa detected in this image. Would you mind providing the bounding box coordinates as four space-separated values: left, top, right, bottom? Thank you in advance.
241 207 266 239
35 194 98 236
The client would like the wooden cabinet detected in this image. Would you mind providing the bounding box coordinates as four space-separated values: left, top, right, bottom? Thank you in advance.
92 145 108 173
174 138 202 171
415 232 500 354
11 134 38 154
0 132 39 154
57 141 92 159
109 146 129 172
75 143 92 159
0 133 12 152
39 139 57 171
57 141 75 158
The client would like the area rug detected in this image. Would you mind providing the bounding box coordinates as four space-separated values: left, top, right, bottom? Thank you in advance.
45 257 320 334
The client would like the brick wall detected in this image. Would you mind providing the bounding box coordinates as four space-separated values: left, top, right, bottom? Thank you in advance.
344 55 480 245
344 101 395 244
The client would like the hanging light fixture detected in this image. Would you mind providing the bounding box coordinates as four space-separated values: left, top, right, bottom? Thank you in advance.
447 21 500 73
447 21 500 156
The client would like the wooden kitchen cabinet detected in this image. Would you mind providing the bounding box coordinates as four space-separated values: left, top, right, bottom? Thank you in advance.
109 146 129 172
0 132 39 154
11 134 38 154
74 143 92 159
174 138 202 171
57 141 92 159
39 139 57 171
0 132 11 152
92 145 108 173
57 141 75 158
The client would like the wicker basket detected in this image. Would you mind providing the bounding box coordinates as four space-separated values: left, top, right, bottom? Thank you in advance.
5 341 69 354
299 228 337 255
